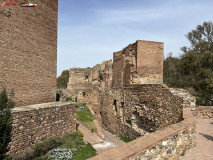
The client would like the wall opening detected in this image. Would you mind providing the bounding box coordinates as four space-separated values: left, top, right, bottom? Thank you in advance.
121 102 124 108
114 99 117 112
99 74 103 81
83 92 86 96
56 93 61 101
85 76 88 80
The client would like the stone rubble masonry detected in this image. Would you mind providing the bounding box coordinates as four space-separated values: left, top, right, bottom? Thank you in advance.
9 102 76 155
191 106 213 119
88 108 196 160
169 88 196 107
0 0 58 106
101 84 183 139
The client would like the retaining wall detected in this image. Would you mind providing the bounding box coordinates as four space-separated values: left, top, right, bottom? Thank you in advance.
89 108 196 160
9 102 76 155
191 106 213 119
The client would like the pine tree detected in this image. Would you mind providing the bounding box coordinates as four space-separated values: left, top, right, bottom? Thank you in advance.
0 86 15 159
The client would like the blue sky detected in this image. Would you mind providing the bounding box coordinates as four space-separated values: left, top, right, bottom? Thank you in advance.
57 0 213 76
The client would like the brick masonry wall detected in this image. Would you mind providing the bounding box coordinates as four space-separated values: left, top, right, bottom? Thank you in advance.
112 51 125 88
0 0 58 106
88 108 196 160
136 40 164 84
9 102 76 155
112 40 163 88
100 84 183 139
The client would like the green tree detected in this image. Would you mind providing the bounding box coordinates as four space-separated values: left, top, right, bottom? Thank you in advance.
180 21 213 105
57 70 69 88
0 86 15 159
163 52 182 87
164 21 213 105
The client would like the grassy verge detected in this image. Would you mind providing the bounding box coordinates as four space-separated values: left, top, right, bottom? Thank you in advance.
76 103 96 132
35 131 97 160
117 135 134 143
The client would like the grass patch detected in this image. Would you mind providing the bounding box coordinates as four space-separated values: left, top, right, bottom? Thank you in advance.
66 97 75 102
117 136 134 143
76 103 96 132
35 131 97 160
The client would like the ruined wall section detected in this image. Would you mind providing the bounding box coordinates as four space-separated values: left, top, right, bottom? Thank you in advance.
123 84 183 138
100 89 124 134
0 0 58 106
67 60 112 103
169 88 196 107
101 84 183 139
112 40 163 89
112 43 137 88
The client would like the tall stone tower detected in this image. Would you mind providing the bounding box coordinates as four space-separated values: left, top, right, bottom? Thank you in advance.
0 0 58 106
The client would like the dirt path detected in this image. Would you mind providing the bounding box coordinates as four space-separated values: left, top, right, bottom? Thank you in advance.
183 118 213 160
77 121 125 154
77 121 103 145
93 129 125 154
77 104 125 154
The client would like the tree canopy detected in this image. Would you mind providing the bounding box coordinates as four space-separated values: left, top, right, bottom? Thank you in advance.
57 70 69 88
164 21 213 105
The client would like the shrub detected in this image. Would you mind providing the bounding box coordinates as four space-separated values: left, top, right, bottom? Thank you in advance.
34 137 62 157
118 136 134 143
0 86 15 159
13 137 61 160
66 97 74 102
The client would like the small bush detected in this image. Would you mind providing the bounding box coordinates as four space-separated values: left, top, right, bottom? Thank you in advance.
13 147 35 160
13 137 61 160
34 137 62 157
0 86 15 159
66 97 74 102
118 136 134 143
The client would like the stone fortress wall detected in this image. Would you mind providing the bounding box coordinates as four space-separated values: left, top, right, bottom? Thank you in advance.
0 0 58 106
10 102 76 155
67 40 185 138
